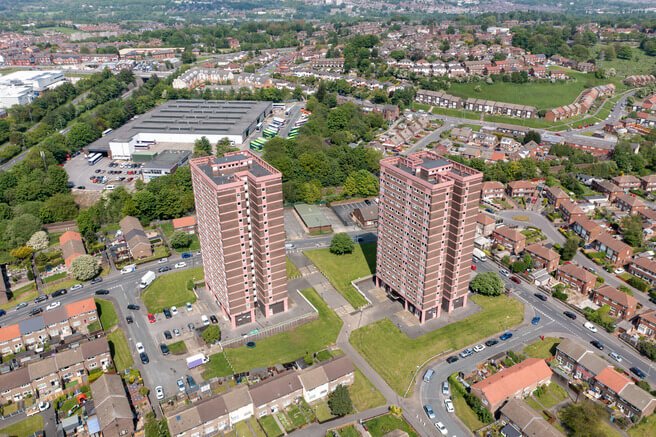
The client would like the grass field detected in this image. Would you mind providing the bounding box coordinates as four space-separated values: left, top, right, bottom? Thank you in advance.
350 294 524 396
314 400 335 422
304 243 376 308
363 414 418 437
259 415 284 437
286 257 301 280
107 330 133 371
526 383 569 410
0 415 44 436
629 414 656 437
449 374 486 431
350 369 386 411
0 284 37 310
42 278 78 295
335 425 361 437
95 298 118 330
596 45 655 78
142 267 202 313
168 340 188 355
203 288 342 379
523 337 560 359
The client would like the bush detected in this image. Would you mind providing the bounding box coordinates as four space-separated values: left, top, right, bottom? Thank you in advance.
628 276 650 292
328 385 353 416
469 272 505 296
170 231 192 249
329 233 354 255
200 325 221 345
583 306 616 333
463 392 493 423
637 340 656 361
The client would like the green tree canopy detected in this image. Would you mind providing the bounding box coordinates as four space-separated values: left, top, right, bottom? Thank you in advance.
70 254 100 281
469 272 505 296
328 385 353 416
330 233 355 255
343 170 379 197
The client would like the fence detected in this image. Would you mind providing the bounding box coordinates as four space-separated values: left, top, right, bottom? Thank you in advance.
219 311 318 349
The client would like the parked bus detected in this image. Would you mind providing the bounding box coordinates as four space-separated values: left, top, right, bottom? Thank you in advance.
263 129 278 139
87 153 103 166
249 137 268 151
272 117 285 126
272 103 286 110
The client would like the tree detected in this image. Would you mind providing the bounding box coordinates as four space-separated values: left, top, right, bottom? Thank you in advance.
561 237 579 261
522 130 541 145
621 215 644 248
560 401 607 436
637 340 656 361
193 136 212 157
170 231 192 249
616 44 633 60
330 233 355 255
343 170 379 197
6 214 42 247
70 255 100 281
40 193 79 223
328 385 353 416
201 325 221 345
469 272 505 296
299 180 322 204
66 122 100 150
26 231 49 251
215 138 238 157
10 246 33 260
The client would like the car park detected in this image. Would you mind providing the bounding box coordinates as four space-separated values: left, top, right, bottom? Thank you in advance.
155 386 164 400
147 313 156 323
174 262 186 269
126 316 134 324
435 422 448 435
584 322 598 333
473 344 486 352
34 295 48 303
534 293 547 301
564 311 577 320
210 315 218 324
446 356 459 364
95 289 110 295
630 367 646 379
500 332 513 341
158 266 171 273
444 399 454 413
441 381 450 396
160 344 170 355
591 340 604 350
186 302 193 312
139 352 149 364
423 404 435 419
127 304 140 310
531 316 541 325
459 348 474 358
609 352 622 362
177 378 185 392
171 306 179 316
51 289 67 298
163 308 172 318
15 302 28 310
69 284 83 291
46 301 61 311
163 330 172 340
485 339 499 347
135 342 145 354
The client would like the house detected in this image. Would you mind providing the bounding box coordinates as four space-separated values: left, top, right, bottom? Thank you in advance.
556 264 596 294
554 338 609 381
119 216 152 260
506 180 538 198
172 215 197 234
471 358 553 412
592 367 656 419
0 367 32 403
592 180 623 202
640 174 656 192
591 285 637 320
351 205 379 228
558 199 586 225
476 213 496 238
250 372 303 417
571 219 603 244
65 297 98 335
482 181 505 200
612 175 641 191
450 127 473 142
524 244 560 272
91 374 134 437
492 226 526 255
224 386 254 426
636 310 656 339
28 357 60 398
499 399 564 437
592 232 633 267
59 231 86 269
0 324 23 356
614 193 646 214
167 395 231 436
629 256 656 285
298 366 330 403
544 186 570 208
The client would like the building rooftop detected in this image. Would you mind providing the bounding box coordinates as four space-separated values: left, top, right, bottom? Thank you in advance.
142 149 191 170
294 204 332 229
595 367 631 394
192 152 275 186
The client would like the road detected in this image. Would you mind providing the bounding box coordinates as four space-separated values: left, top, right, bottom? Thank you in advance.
280 103 303 138
404 121 454 155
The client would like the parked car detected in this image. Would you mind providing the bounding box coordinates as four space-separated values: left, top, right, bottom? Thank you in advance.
95 289 110 295
186 375 198 390
155 386 164 400
584 322 598 333
139 352 149 364
510 276 521 284
591 340 604 350
446 356 459 364
173 328 180 336
435 422 448 435
90 277 103 284
126 316 134 324
444 399 454 413
174 262 186 269
51 289 67 298
473 344 486 352
202 315 210 326
135 342 145 354
534 293 547 301
171 306 179 316
158 258 168 264
500 269 510 277
0 309 5 317
15 302 28 310
147 313 156 323
46 301 61 311
210 315 219 324
485 339 499 347
177 378 185 392
38 401 50 412
158 266 171 273
531 316 541 325
441 381 450 396
34 295 48 303
423 404 436 419
564 311 577 320
160 344 170 356
163 330 172 340
127 304 140 310
609 352 622 362
163 308 172 318
69 284 83 291
30 307 43 316
186 302 193 312
630 367 647 379
181 252 192 259
471 264 477 271
459 348 474 358
500 332 513 341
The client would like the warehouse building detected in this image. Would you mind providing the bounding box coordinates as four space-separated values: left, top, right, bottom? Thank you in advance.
0 70 65 108
141 149 191 182
87 100 273 159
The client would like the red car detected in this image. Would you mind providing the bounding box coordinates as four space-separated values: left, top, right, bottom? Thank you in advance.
510 276 521 284
147 313 156 323
471 264 477 271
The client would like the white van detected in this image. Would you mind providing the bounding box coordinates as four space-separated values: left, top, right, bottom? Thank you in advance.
105 185 115 190
423 369 435 383
201 315 210 326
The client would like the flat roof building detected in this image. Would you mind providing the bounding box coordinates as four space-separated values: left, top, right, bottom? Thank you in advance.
376 152 483 322
88 100 272 157
141 149 191 182
293 204 333 234
190 151 287 327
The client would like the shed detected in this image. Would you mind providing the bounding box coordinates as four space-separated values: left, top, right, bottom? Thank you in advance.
293 204 332 234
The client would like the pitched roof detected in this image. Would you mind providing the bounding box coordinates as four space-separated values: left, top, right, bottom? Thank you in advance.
196 395 229 422
557 263 596 283
322 355 355 382
507 180 537 190
615 193 645 208
471 358 553 408
168 407 202 436
353 205 379 222
0 324 21 342
222 385 252 411
593 285 638 309
493 226 526 242
482 181 504 191
612 175 640 184
639 309 656 326
81 337 110 359
59 230 83 245
172 215 197 229
525 244 560 261
595 367 632 394
595 232 632 254
477 213 495 226
28 356 58 380
19 316 45 334
65 297 97 318
618 383 656 412
546 185 569 199
55 348 84 369
556 338 590 362
59 231 86 268
299 366 329 391
91 374 134 432
42 306 69 325
500 398 564 437
573 218 602 234
0 367 30 392
578 351 610 375
249 372 302 407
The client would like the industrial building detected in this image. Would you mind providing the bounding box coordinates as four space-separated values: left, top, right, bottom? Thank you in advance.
0 70 65 108
141 149 191 182
375 152 483 322
86 100 272 159
190 151 287 328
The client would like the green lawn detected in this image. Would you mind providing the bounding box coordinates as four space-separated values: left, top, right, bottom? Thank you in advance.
42 278 78 295
286 257 301 280
350 294 524 396
0 415 43 436
95 298 118 330
350 369 386 411
43 272 67 283
531 383 569 409
259 415 284 437
107 330 133 371
168 340 188 355
276 412 295 433
363 414 418 437
314 400 336 422
142 267 202 313
523 337 560 359
449 374 486 431
629 414 656 437
203 288 342 379
235 420 253 437
335 425 361 437
286 404 310 428
1 284 37 310
304 243 376 308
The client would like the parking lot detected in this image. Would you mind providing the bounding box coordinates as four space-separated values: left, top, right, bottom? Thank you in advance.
331 199 375 226
64 154 141 191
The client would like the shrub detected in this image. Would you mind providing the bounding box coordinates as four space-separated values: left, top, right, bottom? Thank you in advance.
329 233 354 255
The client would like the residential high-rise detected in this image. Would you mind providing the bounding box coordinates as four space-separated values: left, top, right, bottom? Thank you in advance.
375 152 483 323
190 151 287 327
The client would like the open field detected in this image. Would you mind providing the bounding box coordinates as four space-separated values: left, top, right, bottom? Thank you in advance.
304 243 376 308
142 267 202 313
350 369 386 411
95 298 119 329
363 414 418 437
350 294 524 396
107 330 133 371
0 416 44 436
202 288 342 379
523 337 560 359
